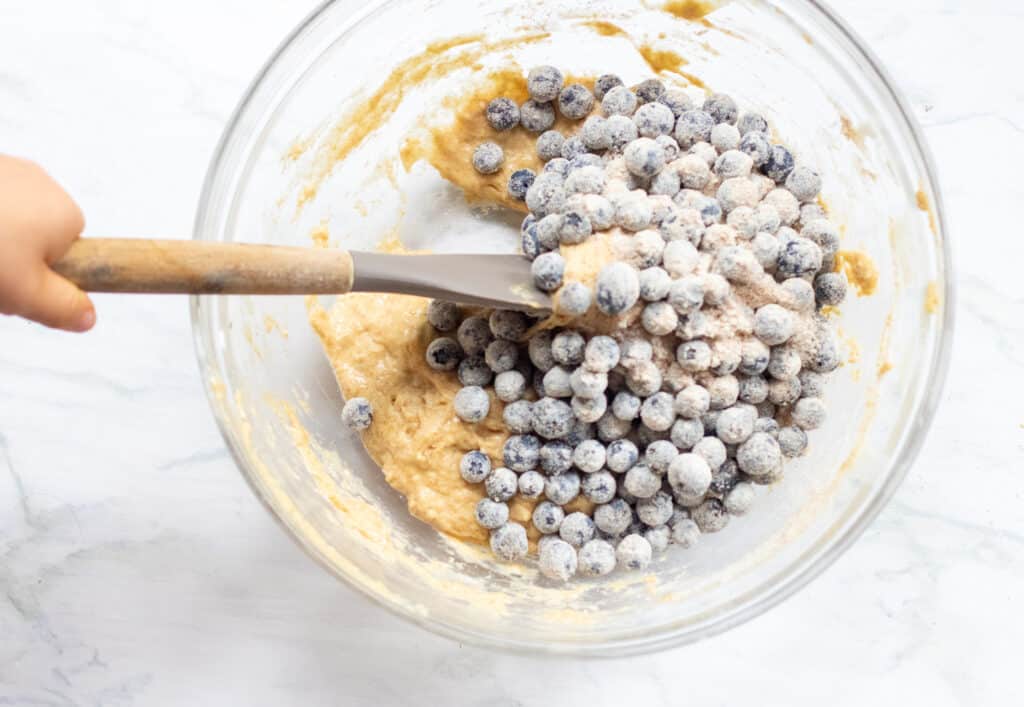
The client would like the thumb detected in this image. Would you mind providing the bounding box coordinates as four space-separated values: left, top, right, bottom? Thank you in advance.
23 267 96 332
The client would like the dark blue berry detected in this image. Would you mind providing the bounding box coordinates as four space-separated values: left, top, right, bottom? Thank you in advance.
486 97 521 131
763 144 795 182
594 74 624 100
508 168 536 202
503 434 541 472
739 131 771 167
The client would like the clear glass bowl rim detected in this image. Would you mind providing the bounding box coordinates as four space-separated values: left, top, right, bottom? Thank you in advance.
189 0 956 656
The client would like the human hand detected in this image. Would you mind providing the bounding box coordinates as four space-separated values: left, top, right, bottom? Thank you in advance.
0 155 94 332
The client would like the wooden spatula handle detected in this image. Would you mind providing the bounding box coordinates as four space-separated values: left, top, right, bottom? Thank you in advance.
52 239 354 295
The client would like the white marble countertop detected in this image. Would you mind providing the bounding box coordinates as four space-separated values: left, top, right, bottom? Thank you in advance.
1 1 1022 704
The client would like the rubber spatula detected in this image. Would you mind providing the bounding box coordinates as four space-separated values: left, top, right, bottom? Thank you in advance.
53 239 550 312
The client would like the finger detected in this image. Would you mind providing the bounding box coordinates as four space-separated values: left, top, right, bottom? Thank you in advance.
21 267 96 332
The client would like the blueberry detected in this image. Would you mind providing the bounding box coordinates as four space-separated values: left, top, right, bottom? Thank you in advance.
456 316 493 356
341 397 373 431
792 397 826 430
425 337 461 371
739 130 771 167
624 137 666 177
454 386 489 423
536 130 566 161
560 135 588 161
559 209 593 244
507 168 536 201
593 498 632 536
802 219 840 258
584 335 621 372
551 330 585 366
715 406 755 444
559 511 596 547
475 498 509 529
777 425 808 457
671 418 704 449
702 93 738 124
711 123 741 153
738 375 769 404
634 101 675 138
776 237 823 278
637 490 674 527
643 440 677 475
616 534 653 570
568 152 604 172
814 271 848 306
528 330 556 371
645 525 672 553
484 466 518 502
525 171 566 216
656 134 681 162
503 433 541 471
658 88 694 117
520 99 556 133
556 282 592 317
569 368 607 399
486 97 520 131
602 85 638 116
798 370 826 398
426 300 460 332
531 251 565 292
518 470 546 499
540 440 574 475
490 522 528 561
611 391 641 422
634 78 666 104
545 471 581 505
624 463 661 499
709 459 741 496
558 83 595 120
767 344 802 381
594 73 625 100
520 220 542 260
737 112 768 135
502 400 534 434
527 65 564 101
736 432 782 476
472 142 504 174
543 157 571 178
532 397 575 439
785 165 822 202
581 470 617 504
753 304 795 346
538 538 578 581
565 165 606 195
458 356 493 386
595 262 640 315
691 498 730 533
484 339 518 374
494 370 527 402
460 450 491 483
578 539 617 576
606 439 639 473
580 115 611 151
767 376 802 406
571 439 605 473
640 392 675 432
763 144 795 183
675 110 714 148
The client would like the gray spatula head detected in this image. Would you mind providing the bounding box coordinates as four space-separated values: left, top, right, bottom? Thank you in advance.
350 251 551 312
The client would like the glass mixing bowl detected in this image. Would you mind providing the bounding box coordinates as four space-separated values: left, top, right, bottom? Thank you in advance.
191 0 952 655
